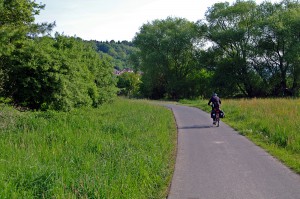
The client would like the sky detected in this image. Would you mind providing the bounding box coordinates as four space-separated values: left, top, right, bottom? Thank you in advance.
35 0 278 42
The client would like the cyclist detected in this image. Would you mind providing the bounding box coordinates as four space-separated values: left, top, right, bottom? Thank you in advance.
208 93 221 124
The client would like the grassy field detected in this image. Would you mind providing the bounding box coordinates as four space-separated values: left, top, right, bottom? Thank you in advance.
0 98 176 198
180 98 300 174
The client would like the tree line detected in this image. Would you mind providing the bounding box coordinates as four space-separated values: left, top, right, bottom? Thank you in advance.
1 0 299 109
0 0 117 111
133 0 300 99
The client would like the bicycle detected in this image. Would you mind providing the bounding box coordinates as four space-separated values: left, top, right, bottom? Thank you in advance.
214 107 220 127
210 105 222 127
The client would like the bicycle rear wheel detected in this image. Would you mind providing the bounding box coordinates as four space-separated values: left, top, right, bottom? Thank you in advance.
216 113 220 127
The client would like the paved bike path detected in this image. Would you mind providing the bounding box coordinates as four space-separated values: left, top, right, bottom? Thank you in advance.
165 104 300 199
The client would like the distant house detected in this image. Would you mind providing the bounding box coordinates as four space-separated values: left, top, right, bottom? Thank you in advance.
114 68 134 75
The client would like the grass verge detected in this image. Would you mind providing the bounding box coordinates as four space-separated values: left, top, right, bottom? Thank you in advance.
0 98 177 198
180 98 300 174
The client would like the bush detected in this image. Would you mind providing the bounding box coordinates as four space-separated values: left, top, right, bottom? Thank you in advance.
1 35 117 111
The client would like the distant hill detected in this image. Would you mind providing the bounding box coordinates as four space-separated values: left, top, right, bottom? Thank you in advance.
93 40 138 70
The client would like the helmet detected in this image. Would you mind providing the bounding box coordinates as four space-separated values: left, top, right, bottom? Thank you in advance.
213 93 217 96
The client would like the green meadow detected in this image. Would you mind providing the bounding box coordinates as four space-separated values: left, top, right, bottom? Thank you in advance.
0 99 176 198
180 98 300 173
3 96 300 198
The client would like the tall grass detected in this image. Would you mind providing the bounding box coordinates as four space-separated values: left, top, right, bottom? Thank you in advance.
0 99 176 198
180 98 300 173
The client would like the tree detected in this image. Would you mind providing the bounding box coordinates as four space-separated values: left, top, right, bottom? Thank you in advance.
117 72 141 97
204 0 266 97
203 0 300 97
252 0 300 96
0 0 53 53
133 17 205 99
0 0 54 103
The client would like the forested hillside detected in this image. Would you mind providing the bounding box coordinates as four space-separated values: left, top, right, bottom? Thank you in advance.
93 40 138 70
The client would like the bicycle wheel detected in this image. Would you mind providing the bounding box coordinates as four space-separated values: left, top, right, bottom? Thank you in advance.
216 113 220 127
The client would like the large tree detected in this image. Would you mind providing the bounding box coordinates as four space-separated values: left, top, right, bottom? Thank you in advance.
204 0 266 97
252 0 300 96
0 0 53 54
203 0 300 97
0 0 48 93
133 17 205 99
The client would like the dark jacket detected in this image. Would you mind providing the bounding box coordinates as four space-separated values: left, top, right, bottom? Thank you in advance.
208 96 221 108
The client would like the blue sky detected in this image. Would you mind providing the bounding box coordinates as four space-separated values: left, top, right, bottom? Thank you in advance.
35 0 277 41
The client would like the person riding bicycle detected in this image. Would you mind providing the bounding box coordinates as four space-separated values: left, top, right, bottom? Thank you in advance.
208 93 221 124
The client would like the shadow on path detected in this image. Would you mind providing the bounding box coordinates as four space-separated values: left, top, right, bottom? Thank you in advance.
178 125 212 129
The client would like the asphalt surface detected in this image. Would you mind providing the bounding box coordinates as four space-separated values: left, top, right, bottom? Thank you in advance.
165 104 300 199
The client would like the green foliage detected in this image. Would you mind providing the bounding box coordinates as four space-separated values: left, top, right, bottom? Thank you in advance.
202 0 300 97
2 0 300 106
0 0 117 110
253 0 300 96
133 1 299 99
117 72 142 97
0 98 176 198
204 0 265 97
0 0 52 56
94 40 138 70
49 35 117 110
1 34 117 111
134 17 207 99
0 0 34 55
